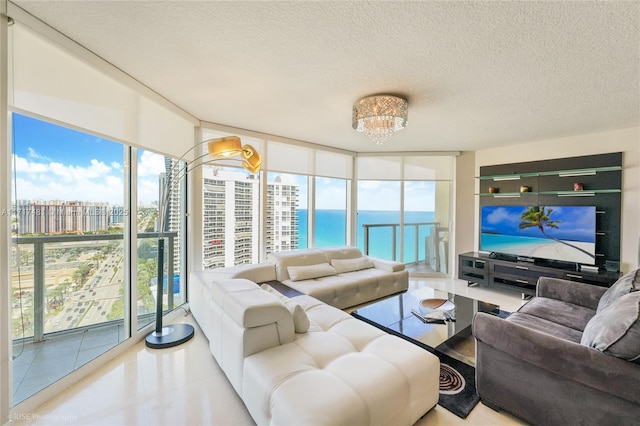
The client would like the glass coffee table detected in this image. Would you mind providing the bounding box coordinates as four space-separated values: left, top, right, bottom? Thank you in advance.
352 288 500 366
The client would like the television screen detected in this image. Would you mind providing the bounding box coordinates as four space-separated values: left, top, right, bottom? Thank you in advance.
480 205 597 265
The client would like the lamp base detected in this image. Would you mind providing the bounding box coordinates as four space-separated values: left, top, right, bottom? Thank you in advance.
145 324 195 349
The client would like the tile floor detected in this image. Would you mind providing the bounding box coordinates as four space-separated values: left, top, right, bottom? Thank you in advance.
9 277 529 425
12 324 126 405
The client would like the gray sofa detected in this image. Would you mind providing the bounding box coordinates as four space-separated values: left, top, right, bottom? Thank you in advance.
473 270 640 426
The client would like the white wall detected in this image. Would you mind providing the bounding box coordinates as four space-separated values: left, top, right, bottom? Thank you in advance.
453 151 476 270
456 126 640 272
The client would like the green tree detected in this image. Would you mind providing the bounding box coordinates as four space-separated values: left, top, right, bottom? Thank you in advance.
72 264 92 285
138 239 157 260
519 206 595 260
46 284 66 312
137 258 157 313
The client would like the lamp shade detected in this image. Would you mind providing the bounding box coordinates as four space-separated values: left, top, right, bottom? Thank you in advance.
241 145 262 173
207 136 243 158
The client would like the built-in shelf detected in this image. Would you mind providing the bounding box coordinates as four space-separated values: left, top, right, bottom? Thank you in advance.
477 189 621 197
538 165 622 177
477 165 622 181
476 152 622 273
477 172 538 181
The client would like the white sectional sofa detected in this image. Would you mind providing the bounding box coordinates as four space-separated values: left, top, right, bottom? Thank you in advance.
189 275 440 426
193 246 408 310
267 246 408 309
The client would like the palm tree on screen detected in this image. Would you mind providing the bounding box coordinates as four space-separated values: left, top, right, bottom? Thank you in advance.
519 206 595 260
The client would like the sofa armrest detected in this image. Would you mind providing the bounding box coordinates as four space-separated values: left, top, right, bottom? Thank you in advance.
536 276 607 310
367 256 405 272
473 312 640 405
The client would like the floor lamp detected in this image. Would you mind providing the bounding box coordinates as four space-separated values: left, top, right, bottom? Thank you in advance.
145 136 262 349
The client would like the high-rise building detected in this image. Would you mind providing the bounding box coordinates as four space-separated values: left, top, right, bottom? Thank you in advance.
13 200 111 235
266 176 299 255
202 168 261 269
159 158 183 275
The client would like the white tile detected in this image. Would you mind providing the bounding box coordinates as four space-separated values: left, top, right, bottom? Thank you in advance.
16 279 530 426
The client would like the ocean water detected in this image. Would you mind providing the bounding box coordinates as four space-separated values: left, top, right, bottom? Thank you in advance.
298 209 436 262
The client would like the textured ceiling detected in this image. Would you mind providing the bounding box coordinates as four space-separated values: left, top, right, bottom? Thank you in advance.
11 1 640 153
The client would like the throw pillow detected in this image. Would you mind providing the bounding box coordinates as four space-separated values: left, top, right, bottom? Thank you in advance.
581 291 640 363
287 263 337 282
260 284 310 333
330 256 374 274
597 269 640 313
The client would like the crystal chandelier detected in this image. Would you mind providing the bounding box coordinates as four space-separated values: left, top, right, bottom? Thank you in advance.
352 95 408 145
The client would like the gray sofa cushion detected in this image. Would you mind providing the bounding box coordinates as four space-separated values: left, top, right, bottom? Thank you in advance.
582 291 640 363
505 312 584 343
517 297 596 333
597 269 640 313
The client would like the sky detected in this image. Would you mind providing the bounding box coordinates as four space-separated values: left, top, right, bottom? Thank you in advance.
269 173 436 211
12 113 437 211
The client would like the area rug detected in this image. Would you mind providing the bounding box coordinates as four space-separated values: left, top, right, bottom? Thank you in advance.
434 342 480 418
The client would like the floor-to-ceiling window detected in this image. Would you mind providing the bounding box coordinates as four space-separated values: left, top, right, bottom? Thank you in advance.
357 180 402 259
404 156 454 274
403 181 437 264
356 155 454 272
10 113 127 404
135 149 187 329
356 157 402 260
6 20 195 409
198 132 356 263
198 132 263 268
201 165 261 268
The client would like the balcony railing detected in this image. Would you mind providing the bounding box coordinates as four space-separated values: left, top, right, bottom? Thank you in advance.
11 232 178 343
362 221 448 271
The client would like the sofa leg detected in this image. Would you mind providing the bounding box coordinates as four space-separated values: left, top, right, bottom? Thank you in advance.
481 399 501 412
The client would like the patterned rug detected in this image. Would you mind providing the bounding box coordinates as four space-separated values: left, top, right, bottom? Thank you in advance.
434 338 480 418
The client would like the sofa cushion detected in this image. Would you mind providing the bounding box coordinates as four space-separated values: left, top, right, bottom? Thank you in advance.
517 297 596 333
268 248 328 281
330 256 373 273
505 312 584 343
321 246 365 261
261 284 310 333
287 263 337 281
582 291 640 363
597 269 640 313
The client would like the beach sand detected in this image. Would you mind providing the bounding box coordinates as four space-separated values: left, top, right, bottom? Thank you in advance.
530 241 595 264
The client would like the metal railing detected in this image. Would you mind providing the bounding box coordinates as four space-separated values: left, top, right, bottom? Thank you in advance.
362 221 442 265
11 232 177 342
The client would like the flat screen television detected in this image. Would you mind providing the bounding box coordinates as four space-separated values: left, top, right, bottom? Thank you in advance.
480 205 597 265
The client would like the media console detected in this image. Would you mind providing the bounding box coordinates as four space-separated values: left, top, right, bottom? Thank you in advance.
458 252 621 297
